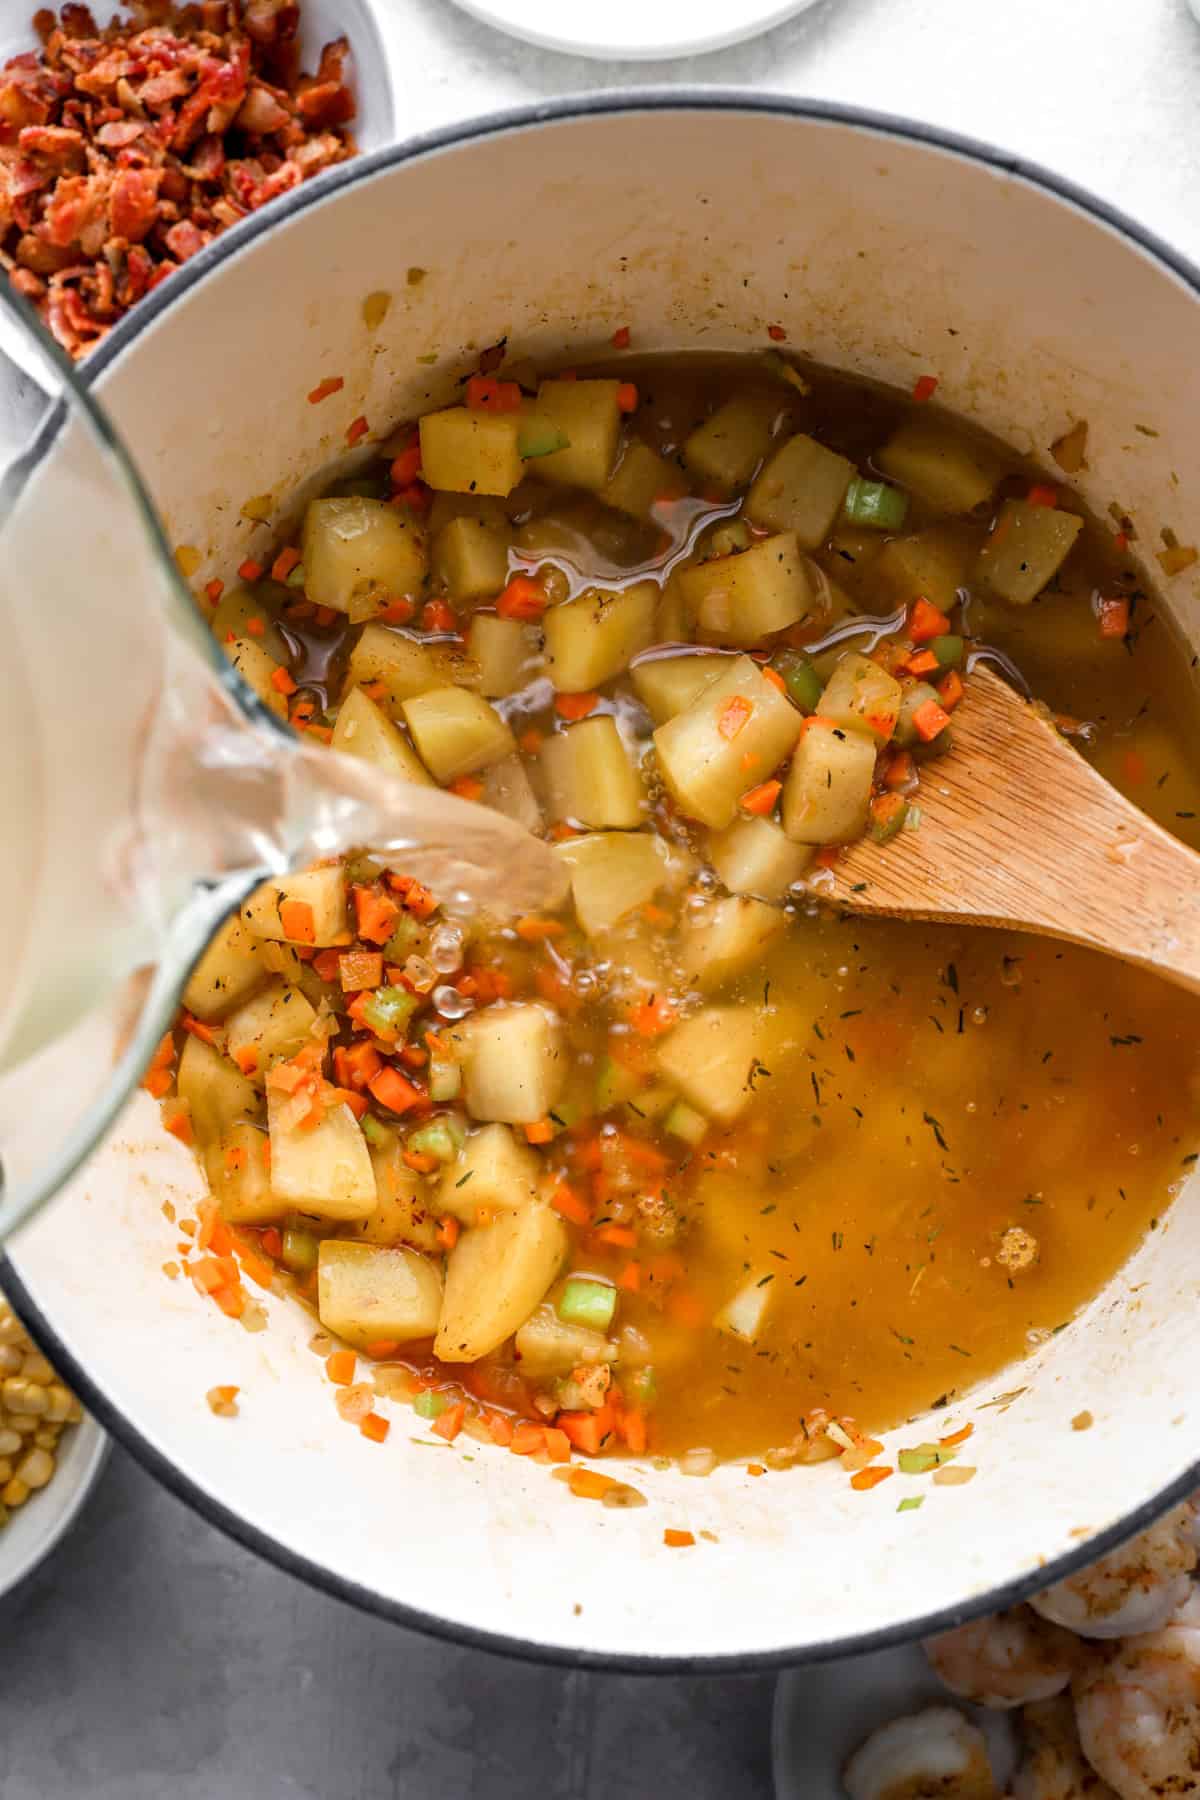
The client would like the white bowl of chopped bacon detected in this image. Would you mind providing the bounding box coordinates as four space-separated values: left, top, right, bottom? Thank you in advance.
0 0 393 358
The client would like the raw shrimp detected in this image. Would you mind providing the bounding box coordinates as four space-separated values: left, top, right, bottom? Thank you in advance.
1011 1696 1118 1800
925 1606 1078 1709
1029 1503 1198 1641
843 1705 997 1800
1073 1588 1200 1800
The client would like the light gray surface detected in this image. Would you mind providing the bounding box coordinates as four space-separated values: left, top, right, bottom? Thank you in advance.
6 0 1200 1794
0 1446 774 1798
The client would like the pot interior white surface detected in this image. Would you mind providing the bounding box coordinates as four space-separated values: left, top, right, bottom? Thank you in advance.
9 101 1200 1665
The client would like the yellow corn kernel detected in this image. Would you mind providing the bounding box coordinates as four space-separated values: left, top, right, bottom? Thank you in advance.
15 1447 54 1490
2 1477 30 1507
2 1378 47 1416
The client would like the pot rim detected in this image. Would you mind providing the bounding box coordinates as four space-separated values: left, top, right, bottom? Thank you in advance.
11 88 1200 1674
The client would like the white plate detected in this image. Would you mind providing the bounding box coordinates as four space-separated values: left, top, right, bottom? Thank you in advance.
0 1412 108 1600
444 0 824 61
771 1648 1017 1799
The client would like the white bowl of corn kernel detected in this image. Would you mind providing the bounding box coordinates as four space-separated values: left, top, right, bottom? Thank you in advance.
0 1294 107 1598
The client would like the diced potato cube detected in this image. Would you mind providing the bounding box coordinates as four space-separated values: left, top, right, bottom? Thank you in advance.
746 433 855 546
419 405 523 497
437 1123 542 1223
631 651 729 724
435 1204 568 1362
225 980 317 1088
205 1121 279 1225
782 722 877 845
601 440 687 519
514 1303 615 1376
543 581 656 692
177 1034 259 1148
817 651 903 743
653 655 804 830
226 636 288 719
317 1240 443 1350
466 614 539 698
817 528 884 602
972 501 1084 606
714 1271 775 1343
679 895 789 991
268 1092 376 1221
656 1006 775 1124
303 497 428 618
183 913 269 1022
450 1004 566 1124
654 575 690 644
332 685 434 785
870 525 971 612
877 416 1004 514
242 866 349 947
679 532 817 644
481 754 543 834
349 1133 439 1252
683 393 780 491
401 687 515 782
553 831 669 936
540 716 646 829
707 814 813 902
344 624 443 713
212 585 287 663
524 380 622 491
432 515 510 602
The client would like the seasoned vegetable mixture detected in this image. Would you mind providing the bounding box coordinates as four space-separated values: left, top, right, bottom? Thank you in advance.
157 350 1200 1470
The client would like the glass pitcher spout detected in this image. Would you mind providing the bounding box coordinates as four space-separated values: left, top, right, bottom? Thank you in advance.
0 285 562 1245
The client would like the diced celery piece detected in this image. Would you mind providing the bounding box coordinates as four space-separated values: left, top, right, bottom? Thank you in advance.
972 501 1084 606
518 421 570 459
931 634 965 669
406 1115 466 1165
282 1226 319 1274
557 1277 617 1333
746 433 856 546
782 723 877 845
383 914 425 964
664 1100 708 1146
361 986 419 1040
414 1389 451 1419
769 650 823 714
842 477 909 531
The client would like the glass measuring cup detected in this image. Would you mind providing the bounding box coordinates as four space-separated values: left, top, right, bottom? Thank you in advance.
0 287 562 1246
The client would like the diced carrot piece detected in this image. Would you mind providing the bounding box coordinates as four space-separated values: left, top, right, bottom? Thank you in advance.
181 1012 219 1046
279 899 315 944
617 1261 641 1293
883 749 915 791
353 885 400 945
1097 596 1130 639
326 1350 356 1386
937 670 965 711
515 916 565 941
568 1467 617 1499
485 1409 515 1447
1027 483 1058 508
260 1227 283 1260
869 792 908 836
663 1529 695 1547
911 697 951 742
360 1413 390 1444
270 665 297 696
939 1422 975 1448
550 1182 592 1227
554 691 599 722
850 1465 894 1491
235 1243 277 1291
912 374 938 404
379 597 415 624
368 1067 424 1115
436 1216 460 1250
401 880 438 921
626 994 676 1039
901 649 939 677
465 375 521 413
163 1110 193 1145
524 1117 556 1146
767 324 787 342
510 1421 546 1456
543 1426 572 1463
557 1412 604 1456
237 557 264 582
908 598 951 643
211 1282 246 1318
718 695 753 740
432 1402 466 1442
620 1408 648 1455
271 546 302 583
611 325 631 349
307 375 344 404
346 415 370 447
667 1289 706 1329
739 778 782 817
761 665 788 693
142 1067 172 1098
204 578 224 605
592 1224 637 1249
496 575 546 621
449 775 484 802
616 383 638 414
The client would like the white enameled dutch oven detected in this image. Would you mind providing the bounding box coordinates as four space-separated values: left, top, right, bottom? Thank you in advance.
6 96 1200 1670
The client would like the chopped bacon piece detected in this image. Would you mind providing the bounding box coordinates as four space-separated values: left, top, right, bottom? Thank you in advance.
108 164 159 241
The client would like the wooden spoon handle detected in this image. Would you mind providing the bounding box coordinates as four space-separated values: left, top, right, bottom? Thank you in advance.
826 668 1200 996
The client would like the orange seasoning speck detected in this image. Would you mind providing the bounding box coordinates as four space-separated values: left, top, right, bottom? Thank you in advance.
308 376 345 404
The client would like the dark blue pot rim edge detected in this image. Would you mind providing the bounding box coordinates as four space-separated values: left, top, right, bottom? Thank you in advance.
5 86 1199 1675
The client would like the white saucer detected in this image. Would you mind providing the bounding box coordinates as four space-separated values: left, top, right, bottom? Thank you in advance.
445 0 824 61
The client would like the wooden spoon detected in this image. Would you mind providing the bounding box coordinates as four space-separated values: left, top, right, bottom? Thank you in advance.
816 664 1200 995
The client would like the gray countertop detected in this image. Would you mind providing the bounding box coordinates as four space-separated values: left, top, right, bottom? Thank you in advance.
6 1 1200 1793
